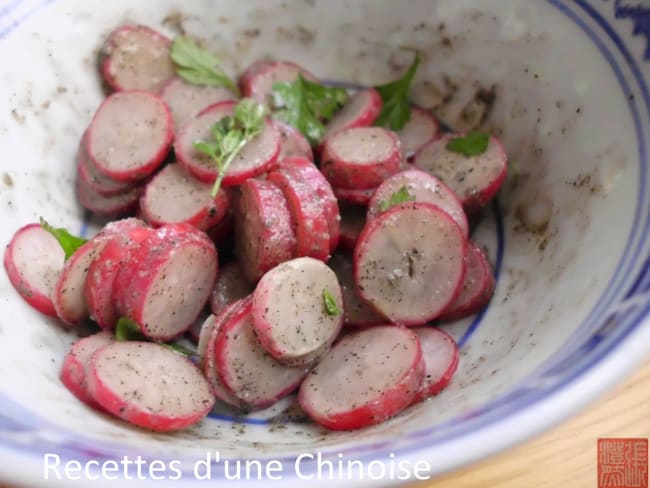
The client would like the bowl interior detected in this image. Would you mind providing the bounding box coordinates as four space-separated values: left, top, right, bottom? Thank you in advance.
0 0 649 484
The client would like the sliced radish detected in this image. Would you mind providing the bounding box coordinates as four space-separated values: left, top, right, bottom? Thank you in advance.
113 224 218 341
440 242 495 321
161 77 236 131
333 186 376 206
215 299 308 410
396 107 440 161
413 133 507 213
76 175 142 217
239 60 318 106
60 331 115 407
411 327 459 403
77 135 134 196
354 202 466 325
234 178 296 282
338 204 367 250
3 223 65 317
278 157 340 254
252 257 344 366
175 102 280 185
367 169 469 238
298 325 424 430
328 253 383 327
209 261 254 316
323 88 382 139
267 168 330 262
100 24 175 93
140 163 231 231
88 341 214 431
272 120 314 162
321 127 402 190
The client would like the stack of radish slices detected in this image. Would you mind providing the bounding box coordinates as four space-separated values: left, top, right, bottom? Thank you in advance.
3 23 509 432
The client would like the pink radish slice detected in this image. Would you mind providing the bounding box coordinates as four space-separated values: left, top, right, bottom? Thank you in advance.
278 157 340 254
161 77 236 131
323 88 383 139
413 133 507 213
367 169 469 238
175 102 280 185
234 178 296 282
239 60 318 106
60 331 115 407
113 224 218 341
87 90 173 183
215 299 308 410
209 261 254 316
85 221 153 329
252 257 344 366
338 204 367 250
439 242 495 321
397 107 440 161
140 163 231 230
354 202 466 325
328 253 383 327
333 186 376 206
272 120 314 162
267 169 331 262
411 327 459 403
3 223 65 317
100 24 175 93
298 325 424 431
76 175 142 217
77 136 134 196
88 341 214 431
321 127 402 190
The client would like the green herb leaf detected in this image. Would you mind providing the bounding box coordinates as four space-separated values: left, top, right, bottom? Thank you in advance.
115 317 144 342
378 186 416 212
446 132 490 157
272 75 349 145
170 37 240 96
193 98 267 197
162 342 197 357
374 52 421 130
39 218 87 260
323 289 341 316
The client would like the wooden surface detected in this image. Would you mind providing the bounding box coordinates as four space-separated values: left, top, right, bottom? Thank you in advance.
418 361 650 488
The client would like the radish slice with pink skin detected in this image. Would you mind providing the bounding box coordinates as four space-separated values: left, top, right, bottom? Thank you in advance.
321 127 402 190
88 341 214 431
440 242 495 321
77 136 134 196
234 178 296 282
367 168 469 239
354 202 466 325
76 171 142 217
209 261 254 316
328 253 383 327
161 77 236 131
252 257 344 366
272 120 314 162
413 133 507 213
323 88 383 139
239 60 318 106
86 91 173 183
140 163 231 230
100 24 175 94
411 327 459 403
333 186 376 206
3 223 65 317
396 107 440 161
338 204 367 250
298 325 424 430
175 102 280 185
215 299 309 410
60 331 115 408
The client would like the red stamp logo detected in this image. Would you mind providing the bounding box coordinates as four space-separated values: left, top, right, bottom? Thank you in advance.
598 438 648 488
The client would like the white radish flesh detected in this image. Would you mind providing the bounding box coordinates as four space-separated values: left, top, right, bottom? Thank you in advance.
273 120 314 162
396 107 440 160
411 327 459 403
209 261 254 316
76 175 142 217
77 137 134 196
324 88 383 139
240 60 318 106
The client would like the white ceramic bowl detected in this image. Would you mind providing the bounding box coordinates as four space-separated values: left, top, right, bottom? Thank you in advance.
1 1 649 486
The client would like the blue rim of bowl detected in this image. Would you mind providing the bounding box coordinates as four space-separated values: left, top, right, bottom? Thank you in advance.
0 0 649 481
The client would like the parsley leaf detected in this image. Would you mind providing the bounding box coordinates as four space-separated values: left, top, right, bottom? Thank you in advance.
374 52 421 131
170 37 240 96
194 98 267 197
162 342 197 357
323 289 341 316
272 75 349 145
115 317 143 342
446 132 490 157
378 186 416 212
39 218 87 260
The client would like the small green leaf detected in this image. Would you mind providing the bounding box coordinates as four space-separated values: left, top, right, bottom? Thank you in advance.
39 218 88 260
115 317 143 342
162 342 197 357
323 289 341 316
446 132 490 157
377 186 415 212
193 141 217 158
374 52 421 130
